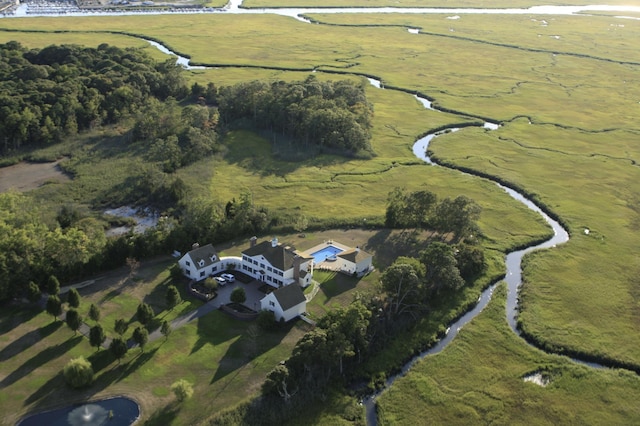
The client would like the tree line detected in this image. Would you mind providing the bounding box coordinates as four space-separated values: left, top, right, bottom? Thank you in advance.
0 41 187 154
216 75 374 156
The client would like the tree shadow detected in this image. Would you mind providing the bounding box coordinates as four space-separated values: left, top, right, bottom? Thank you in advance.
19 336 83 403
2 334 82 390
190 312 241 356
366 228 435 269
143 401 180 426
210 321 292 385
83 348 159 400
319 273 362 305
0 321 62 362
0 306 40 336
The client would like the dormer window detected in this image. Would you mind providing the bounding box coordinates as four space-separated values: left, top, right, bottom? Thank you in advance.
210 255 217 262
198 260 205 267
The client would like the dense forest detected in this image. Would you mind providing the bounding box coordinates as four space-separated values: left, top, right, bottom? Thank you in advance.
217 76 374 156
0 41 187 154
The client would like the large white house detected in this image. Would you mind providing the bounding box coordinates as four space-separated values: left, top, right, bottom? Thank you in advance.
260 284 307 322
240 237 314 288
178 243 221 281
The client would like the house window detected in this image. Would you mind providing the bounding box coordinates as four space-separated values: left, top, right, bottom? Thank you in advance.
267 266 272 272
269 301 275 307
200 271 205 277
213 266 217 272
186 261 191 266
186 270 190 276
260 263 265 269
267 276 272 282
253 260 258 265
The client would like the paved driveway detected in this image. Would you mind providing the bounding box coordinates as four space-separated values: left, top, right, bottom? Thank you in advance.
147 279 266 342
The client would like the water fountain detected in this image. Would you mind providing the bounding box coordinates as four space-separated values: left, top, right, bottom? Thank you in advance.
67 404 109 426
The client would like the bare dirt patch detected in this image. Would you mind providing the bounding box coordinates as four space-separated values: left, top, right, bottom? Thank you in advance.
0 160 71 193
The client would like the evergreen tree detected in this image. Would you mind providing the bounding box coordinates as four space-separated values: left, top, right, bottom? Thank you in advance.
89 324 106 350
132 326 149 352
161 320 172 340
46 275 60 295
115 318 129 336
46 295 62 321
88 303 100 323
109 337 128 363
136 303 154 325
67 287 80 308
165 285 182 310
65 308 82 335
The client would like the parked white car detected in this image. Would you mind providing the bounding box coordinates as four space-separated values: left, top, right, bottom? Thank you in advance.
221 273 235 282
214 276 227 286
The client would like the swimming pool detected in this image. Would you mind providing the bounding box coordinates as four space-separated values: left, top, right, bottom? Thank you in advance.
310 245 344 263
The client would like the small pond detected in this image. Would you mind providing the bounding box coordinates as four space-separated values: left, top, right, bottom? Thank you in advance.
18 396 140 426
104 206 160 237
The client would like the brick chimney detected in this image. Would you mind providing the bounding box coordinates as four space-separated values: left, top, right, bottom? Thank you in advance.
250 236 257 248
293 255 302 284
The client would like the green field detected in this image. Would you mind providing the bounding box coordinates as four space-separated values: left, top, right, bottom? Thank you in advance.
1 4 639 425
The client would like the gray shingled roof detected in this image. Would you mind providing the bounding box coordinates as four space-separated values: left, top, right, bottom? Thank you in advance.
186 244 218 270
273 284 306 311
242 240 311 271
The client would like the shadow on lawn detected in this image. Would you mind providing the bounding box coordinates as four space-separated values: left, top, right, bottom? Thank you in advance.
320 272 362 305
0 306 40 336
143 401 180 426
90 348 159 395
0 321 62 362
1 334 82 390
210 322 292 385
367 228 438 269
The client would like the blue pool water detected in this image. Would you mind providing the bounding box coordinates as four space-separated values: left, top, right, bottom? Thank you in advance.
311 245 344 263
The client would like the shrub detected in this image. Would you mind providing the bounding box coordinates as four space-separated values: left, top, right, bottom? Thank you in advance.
63 356 94 388
257 310 277 331
230 287 246 304
166 285 182 310
171 379 194 402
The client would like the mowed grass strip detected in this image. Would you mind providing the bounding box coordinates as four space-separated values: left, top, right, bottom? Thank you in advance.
376 283 640 425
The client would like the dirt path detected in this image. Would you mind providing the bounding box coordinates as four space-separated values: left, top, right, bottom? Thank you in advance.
0 160 71 193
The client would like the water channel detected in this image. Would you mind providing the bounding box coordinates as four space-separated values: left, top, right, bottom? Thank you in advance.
6 3 633 424
5 0 640 19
